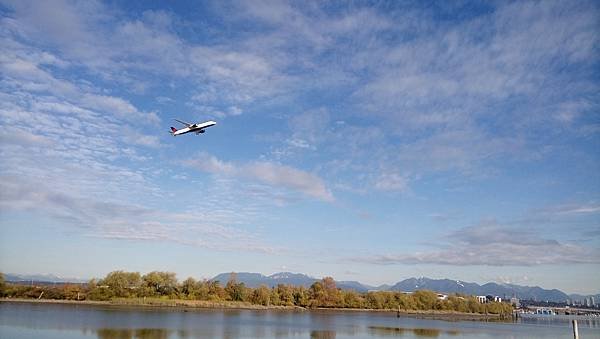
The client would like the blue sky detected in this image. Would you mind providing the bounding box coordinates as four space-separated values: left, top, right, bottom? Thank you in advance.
0 0 598 294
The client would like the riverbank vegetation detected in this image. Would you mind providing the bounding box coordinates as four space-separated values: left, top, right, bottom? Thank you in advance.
0 271 512 315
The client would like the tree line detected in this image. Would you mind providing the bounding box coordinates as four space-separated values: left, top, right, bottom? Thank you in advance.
0 271 512 315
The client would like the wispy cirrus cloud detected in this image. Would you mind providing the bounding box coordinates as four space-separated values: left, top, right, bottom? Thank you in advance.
0 0 598 292
0 11 274 254
547 203 600 215
2 0 294 115
0 178 274 253
350 221 600 266
185 153 333 202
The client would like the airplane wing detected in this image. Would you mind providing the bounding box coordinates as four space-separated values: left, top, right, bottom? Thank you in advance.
174 119 192 127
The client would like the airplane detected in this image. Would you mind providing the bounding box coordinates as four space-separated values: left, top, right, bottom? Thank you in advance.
170 119 216 136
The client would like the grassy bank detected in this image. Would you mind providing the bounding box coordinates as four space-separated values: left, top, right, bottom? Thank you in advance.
0 297 300 311
0 272 513 316
1 298 507 321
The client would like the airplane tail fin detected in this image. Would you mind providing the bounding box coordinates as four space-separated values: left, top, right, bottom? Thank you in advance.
170 127 177 133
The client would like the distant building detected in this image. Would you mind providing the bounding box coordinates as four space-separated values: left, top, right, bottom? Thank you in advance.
485 295 501 303
591 296 596 307
535 308 556 315
477 296 487 303
510 297 520 308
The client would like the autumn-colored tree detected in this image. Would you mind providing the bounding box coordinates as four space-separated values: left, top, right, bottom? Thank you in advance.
207 280 226 301
321 277 341 307
0 269 514 315
63 284 84 300
413 290 437 310
0 272 5 297
308 281 325 307
250 285 271 306
225 273 246 301
292 286 309 307
276 284 294 306
396 293 417 310
269 288 281 306
365 292 385 309
341 290 363 308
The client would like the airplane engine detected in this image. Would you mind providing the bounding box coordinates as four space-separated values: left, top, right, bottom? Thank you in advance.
196 130 205 134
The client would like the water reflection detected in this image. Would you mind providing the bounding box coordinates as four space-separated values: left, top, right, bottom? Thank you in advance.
91 327 463 338
368 326 461 337
310 330 336 338
92 328 342 339
96 328 170 339
2 302 600 339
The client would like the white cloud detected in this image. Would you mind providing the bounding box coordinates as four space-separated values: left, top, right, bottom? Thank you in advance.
245 162 333 201
0 177 274 253
543 203 600 216
3 0 287 108
186 153 333 202
1 0 598 276
80 94 160 124
189 153 236 175
0 43 159 126
374 172 409 193
351 221 600 266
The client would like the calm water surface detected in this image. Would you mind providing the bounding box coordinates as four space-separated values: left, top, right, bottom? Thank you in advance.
1 302 599 338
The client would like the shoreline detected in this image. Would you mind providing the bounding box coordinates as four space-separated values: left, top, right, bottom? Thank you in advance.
0 298 300 311
0 298 506 320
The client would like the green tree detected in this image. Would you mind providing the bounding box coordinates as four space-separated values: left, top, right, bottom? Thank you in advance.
87 283 114 301
194 280 210 300
225 273 246 302
142 271 178 297
341 290 363 308
413 290 437 310
101 271 141 298
0 272 5 297
396 293 417 310
63 284 84 300
181 277 198 299
365 292 385 309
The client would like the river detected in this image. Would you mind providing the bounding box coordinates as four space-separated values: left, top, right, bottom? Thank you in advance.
1 301 599 338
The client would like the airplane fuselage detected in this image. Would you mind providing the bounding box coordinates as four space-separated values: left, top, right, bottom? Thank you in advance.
171 120 216 136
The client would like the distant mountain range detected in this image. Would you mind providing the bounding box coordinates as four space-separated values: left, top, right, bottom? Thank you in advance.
4 271 597 303
212 272 597 303
387 277 569 302
4 273 87 284
211 272 376 292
